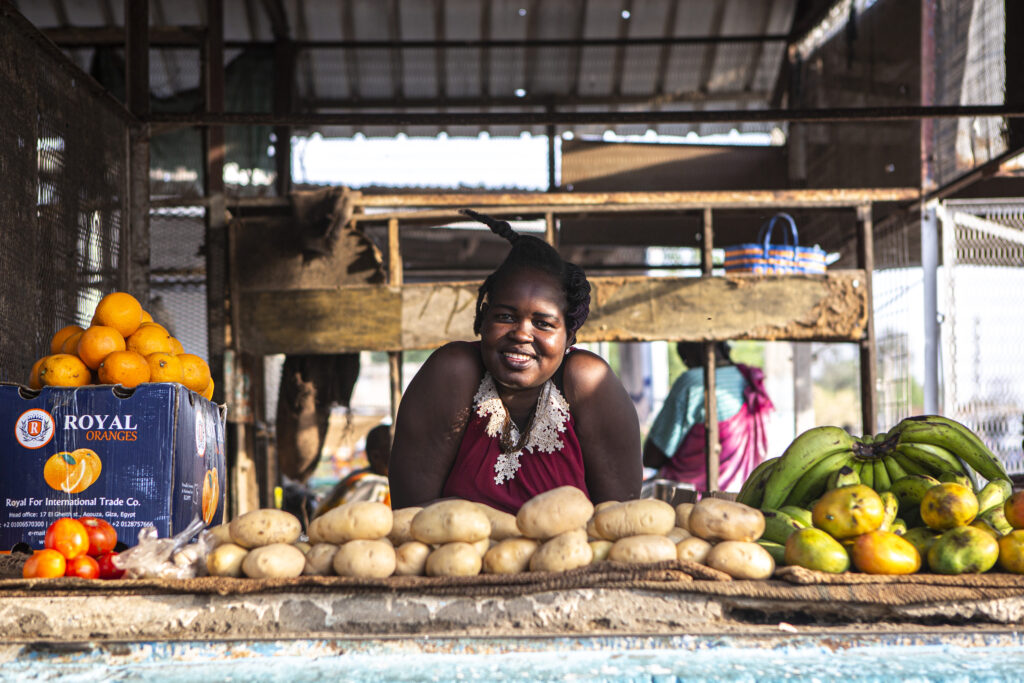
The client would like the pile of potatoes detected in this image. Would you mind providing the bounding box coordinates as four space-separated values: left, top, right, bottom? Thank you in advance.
204 486 774 580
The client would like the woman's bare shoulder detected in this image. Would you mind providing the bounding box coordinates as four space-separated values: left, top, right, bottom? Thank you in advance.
561 348 614 394
410 341 484 394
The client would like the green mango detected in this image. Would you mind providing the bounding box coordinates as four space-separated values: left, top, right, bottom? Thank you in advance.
783 527 850 574
927 526 1000 574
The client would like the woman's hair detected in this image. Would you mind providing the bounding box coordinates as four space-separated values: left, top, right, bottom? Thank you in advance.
460 209 591 342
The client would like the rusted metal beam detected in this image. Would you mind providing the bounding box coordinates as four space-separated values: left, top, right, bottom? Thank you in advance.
236 271 871 355
147 103 1024 128
301 89 770 109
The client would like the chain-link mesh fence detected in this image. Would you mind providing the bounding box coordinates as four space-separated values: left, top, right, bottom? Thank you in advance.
0 9 130 384
939 199 1024 474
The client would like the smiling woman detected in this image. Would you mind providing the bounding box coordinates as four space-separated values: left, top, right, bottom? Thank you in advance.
388 210 643 514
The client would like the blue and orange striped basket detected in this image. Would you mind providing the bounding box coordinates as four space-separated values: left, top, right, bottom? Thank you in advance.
723 213 827 275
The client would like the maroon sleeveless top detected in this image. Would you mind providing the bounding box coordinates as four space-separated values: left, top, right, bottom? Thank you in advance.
441 351 588 514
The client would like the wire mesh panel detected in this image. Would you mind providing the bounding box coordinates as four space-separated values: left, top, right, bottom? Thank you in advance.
872 215 924 431
940 199 1024 474
0 7 130 384
148 207 209 363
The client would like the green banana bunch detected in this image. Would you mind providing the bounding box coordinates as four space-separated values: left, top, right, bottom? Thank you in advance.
883 453 910 483
736 457 779 508
938 471 973 489
979 504 1013 536
857 459 874 489
756 539 787 565
872 459 892 492
778 505 814 528
826 465 860 490
894 442 967 479
894 415 1010 484
760 509 806 545
889 473 941 517
890 517 908 536
761 426 857 510
976 479 1013 514
878 491 899 532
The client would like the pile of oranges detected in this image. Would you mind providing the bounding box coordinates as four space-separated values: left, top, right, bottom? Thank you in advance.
28 291 213 399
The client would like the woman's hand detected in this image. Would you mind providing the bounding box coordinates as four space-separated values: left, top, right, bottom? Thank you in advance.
389 342 481 508
562 349 643 503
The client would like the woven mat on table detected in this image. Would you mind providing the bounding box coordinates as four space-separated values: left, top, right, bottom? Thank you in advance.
0 560 727 598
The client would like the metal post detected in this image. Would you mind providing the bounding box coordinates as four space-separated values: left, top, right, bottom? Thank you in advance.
701 207 719 491
124 0 149 303
856 204 878 434
922 203 940 414
388 217 403 435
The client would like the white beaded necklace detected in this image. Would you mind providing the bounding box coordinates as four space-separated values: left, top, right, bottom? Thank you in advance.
473 373 571 485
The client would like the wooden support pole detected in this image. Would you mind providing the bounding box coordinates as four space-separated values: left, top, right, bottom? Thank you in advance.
388 217 403 435
857 204 878 434
701 207 720 492
124 0 150 304
544 211 556 247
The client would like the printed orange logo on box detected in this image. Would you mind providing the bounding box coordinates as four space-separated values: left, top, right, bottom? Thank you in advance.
201 468 219 524
42 448 102 493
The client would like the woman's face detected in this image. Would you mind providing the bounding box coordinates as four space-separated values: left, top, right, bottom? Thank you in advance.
479 268 570 393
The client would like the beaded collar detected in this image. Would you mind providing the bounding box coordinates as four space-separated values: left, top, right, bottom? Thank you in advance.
473 373 571 485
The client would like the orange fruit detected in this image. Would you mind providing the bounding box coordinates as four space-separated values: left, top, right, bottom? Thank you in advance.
92 292 143 338
178 353 212 394
138 321 169 335
201 469 219 524
201 378 215 401
43 451 98 493
23 549 67 578
74 448 103 486
140 309 154 324
38 354 91 387
126 324 173 357
97 350 151 388
76 325 126 370
28 356 47 390
168 337 185 355
60 329 85 355
146 352 184 383
50 324 85 355
851 530 921 575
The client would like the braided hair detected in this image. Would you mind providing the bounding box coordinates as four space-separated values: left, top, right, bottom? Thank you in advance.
460 209 591 343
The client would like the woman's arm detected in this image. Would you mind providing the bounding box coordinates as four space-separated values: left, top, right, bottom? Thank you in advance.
389 342 482 508
642 439 669 470
562 350 643 503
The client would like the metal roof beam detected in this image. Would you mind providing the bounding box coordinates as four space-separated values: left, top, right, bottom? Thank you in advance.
611 0 633 98
340 0 360 100
388 0 403 101
260 0 290 40
301 90 770 109
653 0 680 97
148 103 1024 129
434 0 446 100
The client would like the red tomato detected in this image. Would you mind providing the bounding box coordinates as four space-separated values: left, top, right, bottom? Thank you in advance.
65 554 100 579
44 517 90 560
22 549 67 578
97 551 125 580
78 516 118 556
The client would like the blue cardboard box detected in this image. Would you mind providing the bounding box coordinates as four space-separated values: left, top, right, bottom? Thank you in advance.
1 382 226 551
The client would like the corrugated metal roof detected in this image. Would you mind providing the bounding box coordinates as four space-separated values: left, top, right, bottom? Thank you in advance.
13 0 806 138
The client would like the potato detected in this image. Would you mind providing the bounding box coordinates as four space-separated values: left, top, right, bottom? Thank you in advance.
608 534 678 564
388 507 422 545
411 500 490 544
675 503 694 531
229 509 302 549
705 541 775 580
303 543 339 576
475 503 520 540
318 501 393 543
241 543 306 578
205 542 248 577
426 542 483 577
483 538 538 574
470 537 492 556
589 540 613 563
517 486 594 540
204 523 233 548
332 539 396 578
529 529 593 572
307 516 327 544
394 541 431 576
687 498 765 542
676 537 713 564
666 526 692 543
592 499 675 540
586 501 620 540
